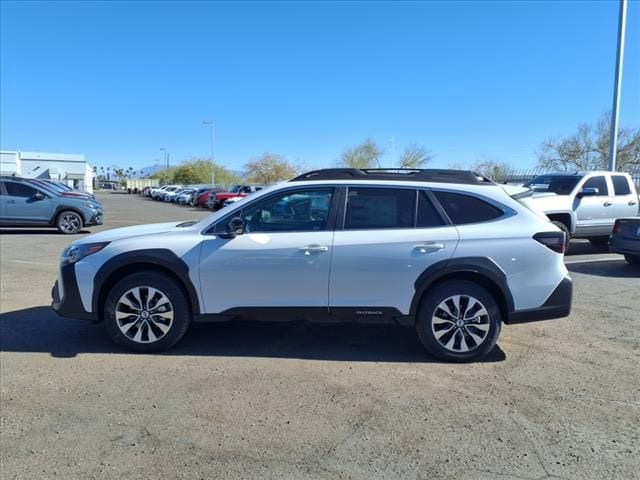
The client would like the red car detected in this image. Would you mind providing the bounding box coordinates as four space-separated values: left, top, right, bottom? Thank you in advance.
193 187 225 207
205 185 263 210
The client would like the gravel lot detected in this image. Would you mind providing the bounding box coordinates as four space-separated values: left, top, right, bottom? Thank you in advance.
1 193 639 480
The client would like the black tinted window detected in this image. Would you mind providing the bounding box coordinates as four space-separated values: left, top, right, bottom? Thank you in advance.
239 188 334 233
434 191 502 225
582 176 608 196
345 188 415 229
5 182 37 197
417 191 445 227
612 176 631 195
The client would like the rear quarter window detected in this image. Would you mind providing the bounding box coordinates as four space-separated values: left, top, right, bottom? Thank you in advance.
612 176 631 195
433 191 503 225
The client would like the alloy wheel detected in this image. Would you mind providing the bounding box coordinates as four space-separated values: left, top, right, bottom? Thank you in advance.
115 286 174 343
431 294 491 353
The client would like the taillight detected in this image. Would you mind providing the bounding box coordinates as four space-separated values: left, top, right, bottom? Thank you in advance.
534 232 566 254
612 219 622 235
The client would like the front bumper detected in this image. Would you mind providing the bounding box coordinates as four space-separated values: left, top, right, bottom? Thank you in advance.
86 211 104 226
51 263 98 322
507 276 572 324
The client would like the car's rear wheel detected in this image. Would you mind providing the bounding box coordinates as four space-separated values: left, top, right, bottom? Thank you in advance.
56 210 83 234
624 254 640 265
416 280 501 362
103 272 191 352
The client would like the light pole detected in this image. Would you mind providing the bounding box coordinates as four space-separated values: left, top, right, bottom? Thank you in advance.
203 120 215 186
160 148 168 184
608 0 628 171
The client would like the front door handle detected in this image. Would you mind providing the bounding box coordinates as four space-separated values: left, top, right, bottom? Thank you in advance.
7 200 15 204
629 201 637 206
414 243 445 253
299 245 329 255
603 201 612 207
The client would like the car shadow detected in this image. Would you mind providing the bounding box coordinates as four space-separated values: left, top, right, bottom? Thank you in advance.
565 239 609 256
0 228 91 235
566 259 640 278
0 306 506 363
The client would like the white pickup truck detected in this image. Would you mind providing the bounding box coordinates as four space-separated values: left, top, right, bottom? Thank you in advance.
513 171 639 246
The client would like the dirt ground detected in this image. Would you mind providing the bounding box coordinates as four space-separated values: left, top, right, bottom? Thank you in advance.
1 193 638 480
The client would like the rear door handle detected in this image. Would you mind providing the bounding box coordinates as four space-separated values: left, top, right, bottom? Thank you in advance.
299 245 329 255
604 202 612 207
414 243 445 253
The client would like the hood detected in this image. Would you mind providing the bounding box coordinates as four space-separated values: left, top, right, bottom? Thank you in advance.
78 221 188 243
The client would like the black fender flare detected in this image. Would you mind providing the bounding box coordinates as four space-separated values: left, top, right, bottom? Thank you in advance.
93 249 200 315
409 257 515 316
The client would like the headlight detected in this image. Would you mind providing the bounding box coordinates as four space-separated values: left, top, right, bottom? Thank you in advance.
62 242 110 265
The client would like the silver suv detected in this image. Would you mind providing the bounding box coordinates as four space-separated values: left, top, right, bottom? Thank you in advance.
51 168 572 362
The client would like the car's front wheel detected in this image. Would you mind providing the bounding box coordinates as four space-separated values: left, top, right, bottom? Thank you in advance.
103 272 191 352
56 210 83 234
416 280 501 362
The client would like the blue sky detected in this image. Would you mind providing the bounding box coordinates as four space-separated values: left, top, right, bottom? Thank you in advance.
1 0 639 172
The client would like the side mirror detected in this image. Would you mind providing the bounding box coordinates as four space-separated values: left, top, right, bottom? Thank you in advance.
218 217 244 239
33 192 46 201
578 187 599 196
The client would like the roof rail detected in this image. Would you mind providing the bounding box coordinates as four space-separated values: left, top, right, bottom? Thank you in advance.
290 168 493 185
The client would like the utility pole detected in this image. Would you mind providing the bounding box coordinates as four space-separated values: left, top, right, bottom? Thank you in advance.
608 0 627 171
390 136 396 168
203 120 215 186
160 148 167 184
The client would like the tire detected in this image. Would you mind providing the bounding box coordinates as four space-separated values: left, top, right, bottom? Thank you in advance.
624 254 640 265
588 236 609 247
551 221 571 251
56 210 83 234
103 272 191 352
415 280 502 362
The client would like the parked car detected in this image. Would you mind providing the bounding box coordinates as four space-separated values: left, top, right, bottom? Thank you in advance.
51 168 572 361
609 217 640 265
175 188 197 205
149 185 170 199
162 186 184 202
0 176 104 234
518 171 639 248
206 185 264 210
193 187 225 207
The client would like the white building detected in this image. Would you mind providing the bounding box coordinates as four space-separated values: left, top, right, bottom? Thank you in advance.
0 150 95 194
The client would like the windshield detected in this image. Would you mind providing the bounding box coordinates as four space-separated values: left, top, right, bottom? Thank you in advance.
229 185 242 193
523 175 583 195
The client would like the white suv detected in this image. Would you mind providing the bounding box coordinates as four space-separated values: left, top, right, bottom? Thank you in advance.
52 168 572 362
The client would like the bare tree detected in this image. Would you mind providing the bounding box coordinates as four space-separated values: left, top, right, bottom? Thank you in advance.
398 144 434 169
339 139 383 168
471 158 513 181
244 153 300 184
537 113 639 171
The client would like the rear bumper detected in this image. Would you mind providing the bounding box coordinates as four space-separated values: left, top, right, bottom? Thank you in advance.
51 264 98 322
507 276 572 324
609 235 640 256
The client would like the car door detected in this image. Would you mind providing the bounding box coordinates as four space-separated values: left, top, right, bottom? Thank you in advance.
198 186 338 314
329 187 458 317
574 175 615 236
3 181 53 224
611 175 639 218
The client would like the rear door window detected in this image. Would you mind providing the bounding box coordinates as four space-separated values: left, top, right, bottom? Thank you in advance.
344 187 415 229
433 191 503 225
612 176 631 195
